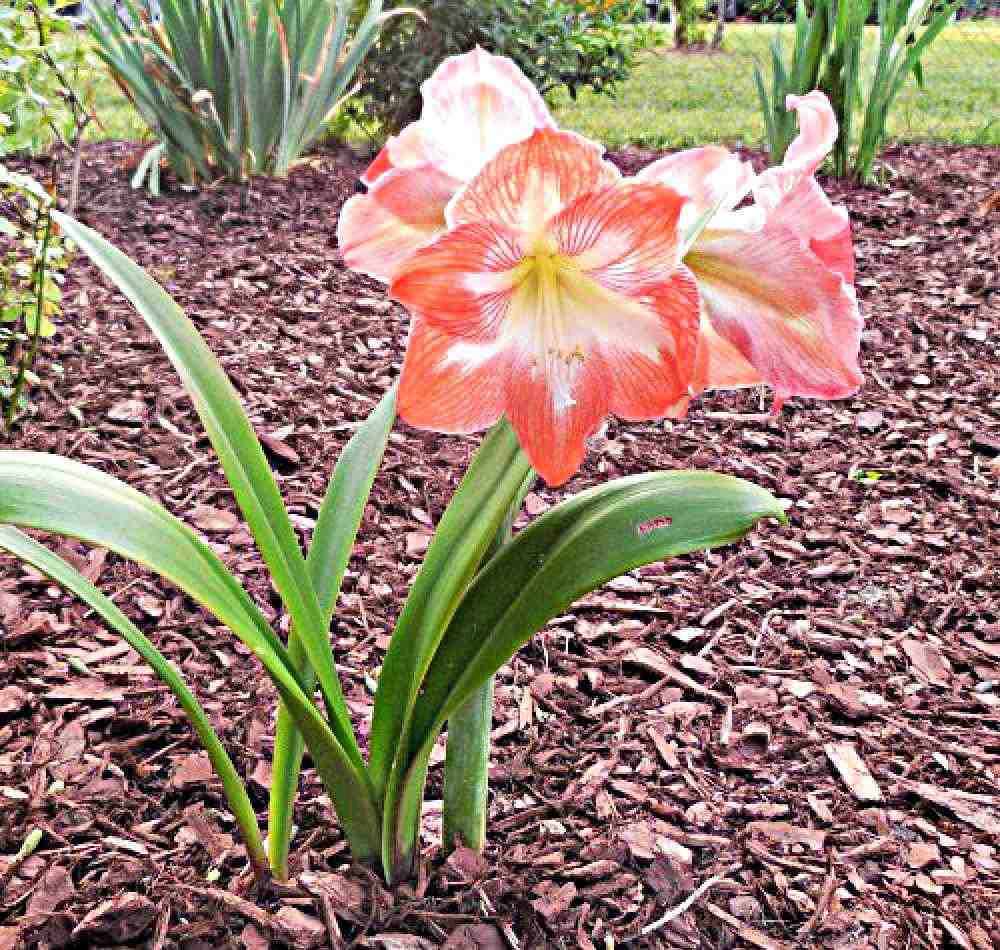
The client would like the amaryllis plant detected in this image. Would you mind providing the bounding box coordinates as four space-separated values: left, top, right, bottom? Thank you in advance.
0 50 861 887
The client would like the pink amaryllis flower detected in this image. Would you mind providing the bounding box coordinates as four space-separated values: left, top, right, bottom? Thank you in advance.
337 48 554 284
387 129 702 486
637 90 863 412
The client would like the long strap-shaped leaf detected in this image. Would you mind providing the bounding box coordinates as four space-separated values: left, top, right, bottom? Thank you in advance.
0 451 286 664
269 387 397 878
385 472 784 876
52 212 362 775
368 421 533 801
0 526 268 877
0 454 382 863
412 472 783 745
372 422 532 880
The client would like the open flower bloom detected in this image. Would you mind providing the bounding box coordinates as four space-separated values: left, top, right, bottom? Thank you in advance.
337 49 555 284
388 129 701 486
637 90 862 411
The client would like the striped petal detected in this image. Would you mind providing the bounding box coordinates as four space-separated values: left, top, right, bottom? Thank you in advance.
686 220 862 408
506 351 611 486
783 91 838 176
635 145 755 233
397 319 508 433
389 221 524 340
419 47 554 182
338 164 463 283
767 176 854 284
448 128 620 234
361 51 552 190
754 90 839 210
547 183 701 417
605 266 701 420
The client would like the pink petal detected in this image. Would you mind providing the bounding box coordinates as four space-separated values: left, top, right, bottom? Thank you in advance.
767 177 854 284
604 267 701 420
687 220 862 407
361 51 553 191
550 181 685 276
416 47 555 183
361 123 430 187
448 128 620 233
691 311 763 393
754 90 838 208
389 221 523 340
783 91 838 176
397 318 508 433
545 183 702 416
666 311 764 420
635 145 755 227
362 145 394 187
338 164 463 284
423 47 552 129
506 351 611 487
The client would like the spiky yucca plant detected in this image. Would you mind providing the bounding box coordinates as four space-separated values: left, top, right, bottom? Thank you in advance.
91 0 400 187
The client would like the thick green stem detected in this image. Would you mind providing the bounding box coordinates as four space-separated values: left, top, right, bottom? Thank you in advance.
442 674 494 853
267 634 310 880
439 471 533 859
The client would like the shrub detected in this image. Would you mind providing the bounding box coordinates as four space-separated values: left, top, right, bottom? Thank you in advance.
672 0 709 45
351 0 648 136
89 0 399 187
0 0 98 210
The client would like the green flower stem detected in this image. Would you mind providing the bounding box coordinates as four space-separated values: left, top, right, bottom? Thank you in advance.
440 470 533 858
267 640 309 880
442 673 495 854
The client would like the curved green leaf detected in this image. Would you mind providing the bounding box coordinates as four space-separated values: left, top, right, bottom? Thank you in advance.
369 420 533 800
372 420 532 881
0 526 267 877
51 211 361 773
416 471 783 743
392 472 785 862
0 452 382 863
0 451 286 664
269 386 397 878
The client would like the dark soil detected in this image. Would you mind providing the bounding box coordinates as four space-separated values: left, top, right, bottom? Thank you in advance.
0 141 998 950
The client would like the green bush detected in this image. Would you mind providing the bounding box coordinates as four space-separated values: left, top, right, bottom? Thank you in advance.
89 0 397 187
672 0 709 46
351 0 649 137
0 0 97 158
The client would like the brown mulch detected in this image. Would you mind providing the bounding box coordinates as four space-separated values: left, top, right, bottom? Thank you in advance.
1 140 998 950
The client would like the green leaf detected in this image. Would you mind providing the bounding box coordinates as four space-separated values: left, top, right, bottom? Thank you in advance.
399 471 785 831
0 452 382 865
51 211 363 775
87 0 394 181
371 419 532 880
268 386 397 879
0 450 286 664
0 525 268 877
309 388 398 629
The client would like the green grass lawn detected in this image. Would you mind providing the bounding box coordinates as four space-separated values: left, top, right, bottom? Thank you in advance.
77 19 999 150
553 20 1000 148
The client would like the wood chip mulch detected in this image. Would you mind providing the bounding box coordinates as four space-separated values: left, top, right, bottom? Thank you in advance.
0 141 998 949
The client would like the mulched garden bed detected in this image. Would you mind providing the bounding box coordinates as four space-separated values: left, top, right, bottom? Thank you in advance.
0 141 998 950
